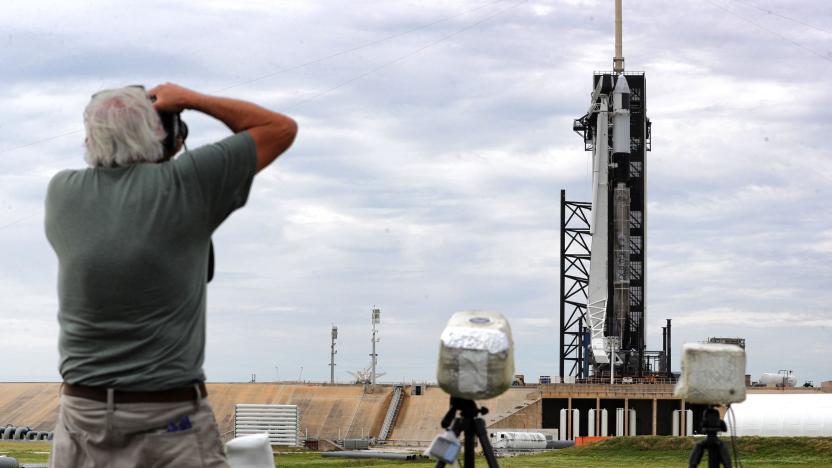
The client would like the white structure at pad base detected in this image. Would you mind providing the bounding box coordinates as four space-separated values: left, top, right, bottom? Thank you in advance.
729 394 832 436
600 409 608 437
226 433 275 468
234 404 299 446
572 409 580 439
559 409 568 440
588 409 596 436
674 409 693 436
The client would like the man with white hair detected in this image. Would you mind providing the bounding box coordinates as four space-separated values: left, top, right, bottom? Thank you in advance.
44 83 297 467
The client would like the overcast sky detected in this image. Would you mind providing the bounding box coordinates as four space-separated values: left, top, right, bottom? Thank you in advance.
1 0 830 386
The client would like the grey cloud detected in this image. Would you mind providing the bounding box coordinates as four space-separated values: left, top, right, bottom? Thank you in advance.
1 0 830 385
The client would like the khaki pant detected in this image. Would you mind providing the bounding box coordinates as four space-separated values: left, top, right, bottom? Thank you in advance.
49 388 229 468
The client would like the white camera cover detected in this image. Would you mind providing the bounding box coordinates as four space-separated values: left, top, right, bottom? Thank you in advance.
225 433 275 468
674 342 746 405
437 311 514 400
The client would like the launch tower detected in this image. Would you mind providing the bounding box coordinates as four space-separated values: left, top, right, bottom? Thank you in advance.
559 0 660 379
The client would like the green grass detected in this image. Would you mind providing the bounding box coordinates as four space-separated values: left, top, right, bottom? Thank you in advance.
0 441 51 463
500 437 832 467
3 437 832 467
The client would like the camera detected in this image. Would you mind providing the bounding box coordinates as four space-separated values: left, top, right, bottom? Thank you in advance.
674 342 746 405
436 311 514 401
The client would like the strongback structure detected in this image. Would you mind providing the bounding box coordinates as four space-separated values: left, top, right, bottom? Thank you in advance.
559 0 653 378
559 192 591 378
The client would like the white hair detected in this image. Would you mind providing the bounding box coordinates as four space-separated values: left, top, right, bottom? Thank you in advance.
84 87 166 167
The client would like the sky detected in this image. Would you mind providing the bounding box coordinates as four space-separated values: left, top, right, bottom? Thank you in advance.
0 0 830 386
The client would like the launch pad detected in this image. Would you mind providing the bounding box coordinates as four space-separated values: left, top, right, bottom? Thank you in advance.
558 1 667 381
559 71 659 380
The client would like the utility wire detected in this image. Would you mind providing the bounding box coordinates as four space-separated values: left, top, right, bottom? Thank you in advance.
0 213 38 229
283 0 527 112
212 0 509 93
732 0 832 35
705 0 832 64
0 0 512 156
727 405 743 468
0 128 83 156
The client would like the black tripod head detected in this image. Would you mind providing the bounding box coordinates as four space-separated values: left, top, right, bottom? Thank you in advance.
441 397 489 429
433 397 499 468
689 406 733 468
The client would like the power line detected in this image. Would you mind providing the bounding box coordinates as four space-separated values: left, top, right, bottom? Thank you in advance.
0 128 83 156
0 213 38 229
732 0 831 35
0 0 511 156
212 0 509 93
284 0 527 112
705 0 832 64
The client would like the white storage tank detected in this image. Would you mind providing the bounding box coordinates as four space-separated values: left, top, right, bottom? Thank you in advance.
759 372 797 387
730 394 832 436
489 431 547 450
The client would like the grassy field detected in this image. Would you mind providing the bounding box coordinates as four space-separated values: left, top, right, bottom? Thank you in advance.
3 437 831 467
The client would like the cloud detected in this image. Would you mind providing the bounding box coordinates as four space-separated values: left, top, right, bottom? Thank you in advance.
0 0 830 385
673 307 832 329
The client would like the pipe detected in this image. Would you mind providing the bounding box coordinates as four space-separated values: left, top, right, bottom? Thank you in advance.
666 319 672 374
321 451 423 461
13 427 29 440
546 440 576 449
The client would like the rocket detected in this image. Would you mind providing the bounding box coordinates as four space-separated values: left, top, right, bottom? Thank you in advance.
611 74 631 351
585 74 631 366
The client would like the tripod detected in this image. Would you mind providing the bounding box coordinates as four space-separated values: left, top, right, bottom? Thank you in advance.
435 397 499 468
689 406 733 468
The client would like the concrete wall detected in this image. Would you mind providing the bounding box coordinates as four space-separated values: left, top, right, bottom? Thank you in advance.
207 383 392 440
0 382 392 441
0 383 62 431
488 399 541 429
1 382 827 442
389 386 538 442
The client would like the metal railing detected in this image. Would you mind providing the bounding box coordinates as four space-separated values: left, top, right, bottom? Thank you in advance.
378 385 404 441
375 439 431 448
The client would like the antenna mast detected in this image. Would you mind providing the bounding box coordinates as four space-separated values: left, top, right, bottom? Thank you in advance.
329 325 338 384
613 0 625 74
370 307 380 391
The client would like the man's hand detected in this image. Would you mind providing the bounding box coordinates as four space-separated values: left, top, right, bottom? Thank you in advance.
147 83 297 173
148 83 200 113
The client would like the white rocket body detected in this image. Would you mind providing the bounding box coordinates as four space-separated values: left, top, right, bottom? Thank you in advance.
587 93 610 364
586 74 631 366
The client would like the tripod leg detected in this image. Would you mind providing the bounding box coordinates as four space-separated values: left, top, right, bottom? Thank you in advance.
463 418 475 468
716 440 733 468
473 417 500 468
688 441 705 468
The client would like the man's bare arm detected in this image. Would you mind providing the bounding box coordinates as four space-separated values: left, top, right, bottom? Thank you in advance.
149 83 297 172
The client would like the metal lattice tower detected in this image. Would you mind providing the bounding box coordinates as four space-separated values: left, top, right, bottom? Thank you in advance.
559 190 591 379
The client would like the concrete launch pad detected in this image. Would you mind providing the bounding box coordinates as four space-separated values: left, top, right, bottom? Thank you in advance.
1 382 827 443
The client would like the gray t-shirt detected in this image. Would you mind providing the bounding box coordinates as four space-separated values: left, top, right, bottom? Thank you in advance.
45 132 256 391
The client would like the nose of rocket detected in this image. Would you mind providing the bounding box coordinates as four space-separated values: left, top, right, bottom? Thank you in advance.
613 74 630 95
